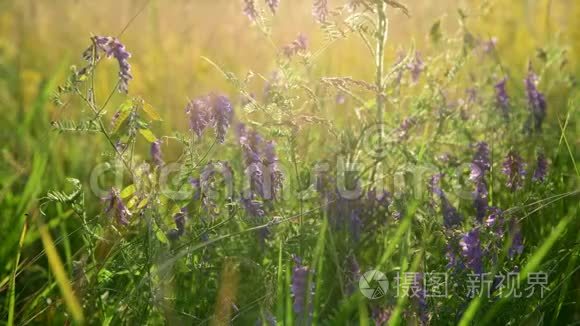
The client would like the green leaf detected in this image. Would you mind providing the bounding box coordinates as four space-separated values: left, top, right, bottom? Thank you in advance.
155 225 168 244
111 109 131 133
120 185 136 198
126 196 139 209
139 128 157 142
143 102 162 121
137 198 149 209
111 99 135 133
430 20 442 44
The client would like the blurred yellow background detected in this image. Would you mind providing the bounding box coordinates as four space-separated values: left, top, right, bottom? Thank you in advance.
2 0 578 127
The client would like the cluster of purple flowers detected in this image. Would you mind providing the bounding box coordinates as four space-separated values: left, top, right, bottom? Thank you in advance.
485 208 524 258
407 52 425 84
460 229 483 274
502 150 526 191
436 141 546 274
150 140 163 167
470 142 491 222
243 0 280 21
396 116 417 141
291 256 313 320
532 153 548 182
412 273 429 325
481 37 498 54
494 77 510 119
428 174 463 229
283 33 308 58
265 0 280 14
185 93 234 143
103 188 132 225
263 140 284 200
322 184 393 242
508 222 524 258
238 124 284 201
241 196 265 220
87 36 133 93
243 0 258 21
166 208 187 240
372 306 392 326
524 63 547 132
199 161 234 216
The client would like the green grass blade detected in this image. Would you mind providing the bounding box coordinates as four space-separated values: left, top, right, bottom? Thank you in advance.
38 220 85 324
7 219 28 326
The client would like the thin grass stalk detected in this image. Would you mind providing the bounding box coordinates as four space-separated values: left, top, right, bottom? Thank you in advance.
375 1 388 146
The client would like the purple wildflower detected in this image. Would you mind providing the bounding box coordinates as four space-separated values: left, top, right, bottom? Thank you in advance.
532 153 548 182
242 196 265 220
238 124 262 165
346 255 361 295
372 306 392 326
473 180 488 223
481 37 498 53
524 63 547 132
411 273 429 325
446 242 460 270
485 207 504 235
428 174 463 228
350 209 362 241
367 188 391 204
460 229 483 274
103 188 132 225
189 177 201 200
407 52 425 84
211 94 234 143
167 208 187 240
291 256 312 318
312 0 328 23
263 140 284 200
470 142 491 182
200 161 234 215
265 0 280 14
397 117 416 141
441 195 462 228
239 125 265 197
243 0 258 21
91 36 132 93
428 173 443 197
508 220 524 257
150 140 163 167
185 96 211 138
494 77 510 119
184 93 233 142
283 33 308 57
502 151 526 190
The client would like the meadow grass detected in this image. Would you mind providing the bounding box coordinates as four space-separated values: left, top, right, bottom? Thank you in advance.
1 0 579 325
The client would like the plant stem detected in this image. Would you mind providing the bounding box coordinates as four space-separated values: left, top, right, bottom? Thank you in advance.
375 1 388 139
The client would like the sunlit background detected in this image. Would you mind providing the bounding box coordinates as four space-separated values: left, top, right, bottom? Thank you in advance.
2 0 579 122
